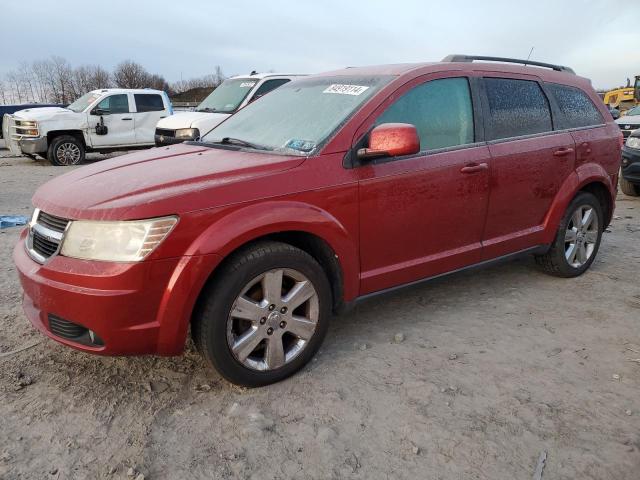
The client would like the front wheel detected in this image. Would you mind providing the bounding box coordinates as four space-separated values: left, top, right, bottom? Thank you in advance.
47 135 85 166
192 241 332 387
535 191 603 277
620 175 640 197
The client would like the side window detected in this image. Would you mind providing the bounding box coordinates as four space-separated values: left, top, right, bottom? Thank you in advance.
375 77 474 151
252 79 291 100
484 78 552 140
96 94 130 114
545 83 604 128
134 94 165 112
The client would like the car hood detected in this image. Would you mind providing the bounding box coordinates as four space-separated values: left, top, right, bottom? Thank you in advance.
157 111 230 130
13 107 76 121
616 116 640 126
32 143 305 220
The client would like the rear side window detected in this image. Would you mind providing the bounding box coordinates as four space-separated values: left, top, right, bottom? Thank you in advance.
375 77 474 151
484 78 552 140
96 94 130 114
252 79 291 100
134 94 165 112
545 83 604 128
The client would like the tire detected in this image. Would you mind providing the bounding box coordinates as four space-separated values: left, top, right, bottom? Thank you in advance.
192 241 332 387
47 135 85 166
535 192 603 277
620 175 640 197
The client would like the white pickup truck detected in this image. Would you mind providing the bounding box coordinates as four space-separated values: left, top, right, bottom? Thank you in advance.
154 73 303 146
2 88 173 165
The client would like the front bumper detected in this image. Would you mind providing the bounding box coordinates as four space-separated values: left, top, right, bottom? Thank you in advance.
13 229 221 356
622 145 640 184
19 136 48 154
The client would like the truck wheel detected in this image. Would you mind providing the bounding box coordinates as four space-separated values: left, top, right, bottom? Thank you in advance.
47 135 85 166
535 192 603 278
620 175 640 196
192 241 331 387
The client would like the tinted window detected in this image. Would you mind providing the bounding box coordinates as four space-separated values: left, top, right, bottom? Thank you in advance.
96 94 129 114
375 77 474 151
134 94 165 112
546 83 604 128
484 78 552 140
252 79 291 100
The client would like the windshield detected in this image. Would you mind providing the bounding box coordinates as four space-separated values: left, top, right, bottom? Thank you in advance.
67 92 102 112
201 75 393 155
625 106 640 116
196 78 258 113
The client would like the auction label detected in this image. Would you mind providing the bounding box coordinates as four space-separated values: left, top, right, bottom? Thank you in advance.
323 84 370 95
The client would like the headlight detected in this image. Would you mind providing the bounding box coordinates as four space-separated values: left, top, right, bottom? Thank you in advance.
626 136 640 149
175 128 200 140
17 120 37 127
60 216 178 262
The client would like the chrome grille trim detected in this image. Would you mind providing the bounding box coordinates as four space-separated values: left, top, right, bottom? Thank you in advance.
25 209 71 264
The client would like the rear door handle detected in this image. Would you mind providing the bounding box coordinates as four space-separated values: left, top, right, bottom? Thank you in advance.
460 162 488 173
122 117 133 121
553 147 574 157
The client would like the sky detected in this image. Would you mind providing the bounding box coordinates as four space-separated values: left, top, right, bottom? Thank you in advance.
1 0 638 90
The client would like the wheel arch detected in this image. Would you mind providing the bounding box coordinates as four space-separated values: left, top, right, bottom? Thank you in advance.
46 129 87 147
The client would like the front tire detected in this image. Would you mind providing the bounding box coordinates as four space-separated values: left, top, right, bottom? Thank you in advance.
47 135 85 166
192 241 332 387
535 192 603 277
620 175 640 196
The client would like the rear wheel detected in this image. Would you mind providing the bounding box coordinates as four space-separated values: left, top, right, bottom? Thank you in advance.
192 241 331 387
47 135 85 166
535 192 603 277
620 175 640 196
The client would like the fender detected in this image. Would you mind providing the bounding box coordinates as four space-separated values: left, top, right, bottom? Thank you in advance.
155 200 359 355
541 162 614 244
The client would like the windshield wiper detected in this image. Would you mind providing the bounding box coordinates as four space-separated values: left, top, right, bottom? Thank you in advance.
218 137 272 151
196 107 217 112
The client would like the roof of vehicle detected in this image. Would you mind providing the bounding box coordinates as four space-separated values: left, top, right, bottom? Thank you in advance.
89 88 166 95
228 73 306 80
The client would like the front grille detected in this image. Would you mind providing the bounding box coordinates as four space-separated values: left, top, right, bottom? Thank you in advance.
38 211 69 233
32 230 58 257
48 314 87 339
155 128 175 137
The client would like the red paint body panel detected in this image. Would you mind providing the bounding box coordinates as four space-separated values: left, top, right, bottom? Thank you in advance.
13 61 621 356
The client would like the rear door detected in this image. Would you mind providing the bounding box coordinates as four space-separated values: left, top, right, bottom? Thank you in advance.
357 74 491 294
479 76 576 259
133 93 168 144
89 93 136 147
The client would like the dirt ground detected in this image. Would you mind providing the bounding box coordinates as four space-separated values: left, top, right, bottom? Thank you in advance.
1 147 639 480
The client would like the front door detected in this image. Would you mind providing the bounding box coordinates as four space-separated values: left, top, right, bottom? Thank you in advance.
357 76 491 294
89 93 136 147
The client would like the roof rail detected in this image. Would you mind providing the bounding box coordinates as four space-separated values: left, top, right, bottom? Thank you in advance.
441 54 575 74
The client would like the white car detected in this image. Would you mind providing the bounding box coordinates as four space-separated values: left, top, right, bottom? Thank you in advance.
2 88 173 165
154 73 303 146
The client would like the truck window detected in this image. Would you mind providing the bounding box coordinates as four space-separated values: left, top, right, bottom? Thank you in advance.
484 78 552 140
546 83 604 129
96 94 130 114
251 79 291 101
134 94 165 112
375 77 474 151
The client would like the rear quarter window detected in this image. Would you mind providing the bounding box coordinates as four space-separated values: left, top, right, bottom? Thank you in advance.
484 78 552 140
134 94 165 112
545 83 604 129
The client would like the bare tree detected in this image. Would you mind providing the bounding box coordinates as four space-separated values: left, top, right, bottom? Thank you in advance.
113 60 150 89
72 65 111 98
170 67 226 94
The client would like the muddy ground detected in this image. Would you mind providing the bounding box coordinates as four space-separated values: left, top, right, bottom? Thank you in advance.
1 148 639 480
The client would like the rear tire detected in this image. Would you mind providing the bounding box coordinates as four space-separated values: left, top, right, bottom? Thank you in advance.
620 175 640 196
47 135 85 166
192 241 332 387
535 192 603 277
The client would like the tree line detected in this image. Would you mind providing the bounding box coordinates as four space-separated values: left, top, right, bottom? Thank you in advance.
0 57 226 105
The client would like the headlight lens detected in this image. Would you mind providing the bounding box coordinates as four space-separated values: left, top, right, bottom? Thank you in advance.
60 216 178 262
175 128 200 140
626 136 640 149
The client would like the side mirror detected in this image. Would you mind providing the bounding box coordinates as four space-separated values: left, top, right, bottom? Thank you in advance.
357 123 420 160
92 108 109 116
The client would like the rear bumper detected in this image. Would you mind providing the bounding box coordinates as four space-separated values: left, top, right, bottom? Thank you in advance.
622 145 640 184
13 230 221 356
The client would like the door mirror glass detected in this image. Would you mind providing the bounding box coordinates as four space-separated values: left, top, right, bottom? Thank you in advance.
357 123 420 160
92 108 109 116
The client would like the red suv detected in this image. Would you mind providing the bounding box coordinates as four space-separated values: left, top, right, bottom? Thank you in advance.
14 55 622 386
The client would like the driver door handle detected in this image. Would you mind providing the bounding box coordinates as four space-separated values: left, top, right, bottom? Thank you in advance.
553 147 574 157
460 162 489 174
122 117 133 121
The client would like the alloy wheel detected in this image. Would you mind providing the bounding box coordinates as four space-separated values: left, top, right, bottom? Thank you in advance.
564 204 599 268
56 142 81 165
226 268 319 371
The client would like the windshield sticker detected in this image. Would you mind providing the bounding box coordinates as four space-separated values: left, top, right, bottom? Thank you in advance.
240 82 257 88
323 84 370 96
285 139 316 153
